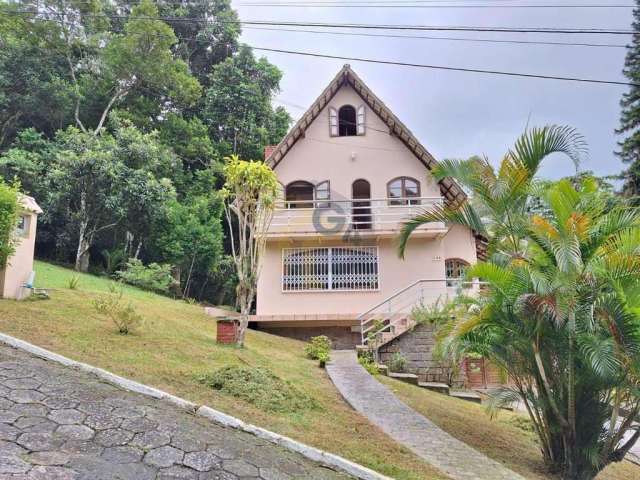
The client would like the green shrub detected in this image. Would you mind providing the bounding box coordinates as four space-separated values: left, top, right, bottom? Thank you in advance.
101 248 126 275
389 352 407 373
93 284 143 334
358 355 379 375
198 366 318 413
317 351 330 369
0 179 20 269
304 335 332 360
116 258 177 293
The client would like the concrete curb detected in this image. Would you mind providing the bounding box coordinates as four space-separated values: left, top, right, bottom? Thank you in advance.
0 333 391 480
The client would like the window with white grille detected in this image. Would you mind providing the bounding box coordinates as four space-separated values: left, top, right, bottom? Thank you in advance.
282 247 379 291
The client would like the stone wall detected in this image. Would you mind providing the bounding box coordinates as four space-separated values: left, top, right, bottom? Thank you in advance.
379 323 462 385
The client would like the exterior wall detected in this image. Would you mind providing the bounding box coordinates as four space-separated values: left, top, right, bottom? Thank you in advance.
257 236 447 317
273 85 441 202
0 209 38 300
379 323 464 386
443 224 477 265
255 82 478 326
255 325 360 350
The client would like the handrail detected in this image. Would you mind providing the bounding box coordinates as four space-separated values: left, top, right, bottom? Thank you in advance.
358 279 484 346
356 278 447 321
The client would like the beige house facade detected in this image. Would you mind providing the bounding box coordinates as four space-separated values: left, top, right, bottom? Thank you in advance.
0 195 42 300
255 66 484 348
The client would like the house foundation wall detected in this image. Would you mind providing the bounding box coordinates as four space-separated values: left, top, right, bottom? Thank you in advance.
254 325 360 350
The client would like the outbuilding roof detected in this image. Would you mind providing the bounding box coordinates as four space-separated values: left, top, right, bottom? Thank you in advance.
19 194 43 215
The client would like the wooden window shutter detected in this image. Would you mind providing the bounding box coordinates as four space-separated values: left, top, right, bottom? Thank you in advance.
316 180 330 208
329 107 338 137
357 105 366 135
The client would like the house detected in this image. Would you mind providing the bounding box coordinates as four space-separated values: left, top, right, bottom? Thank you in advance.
254 65 485 349
0 195 42 300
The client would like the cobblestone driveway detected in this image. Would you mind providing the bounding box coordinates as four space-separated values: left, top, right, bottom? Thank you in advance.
0 344 350 480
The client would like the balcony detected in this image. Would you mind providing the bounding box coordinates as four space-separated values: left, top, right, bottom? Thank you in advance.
264 197 447 240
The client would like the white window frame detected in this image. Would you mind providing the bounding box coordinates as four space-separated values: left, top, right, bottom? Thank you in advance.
445 258 470 287
282 246 379 292
16 215 29 238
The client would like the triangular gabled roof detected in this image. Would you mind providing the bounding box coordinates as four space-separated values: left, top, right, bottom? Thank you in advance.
266 64 467 206
266 65 487 260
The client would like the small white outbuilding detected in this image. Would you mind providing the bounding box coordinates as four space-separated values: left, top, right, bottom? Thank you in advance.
0 195 42 300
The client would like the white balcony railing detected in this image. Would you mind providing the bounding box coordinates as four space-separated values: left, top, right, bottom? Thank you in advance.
266 197 445 237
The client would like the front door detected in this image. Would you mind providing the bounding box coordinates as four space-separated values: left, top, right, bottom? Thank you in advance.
352 180 372 230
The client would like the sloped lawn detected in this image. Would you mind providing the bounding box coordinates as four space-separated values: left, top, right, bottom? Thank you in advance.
0 261 445 480
378 376 640 480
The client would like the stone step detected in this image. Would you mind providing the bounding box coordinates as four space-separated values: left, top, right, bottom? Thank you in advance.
418 382 450 395
376 364 389 376
388 372 419 385
449 391 482 404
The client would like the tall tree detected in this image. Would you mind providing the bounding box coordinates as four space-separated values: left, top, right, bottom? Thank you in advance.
203 46 292 160
617 0 640 201
223 155 278 346
6 0 201 136
439 178 640 479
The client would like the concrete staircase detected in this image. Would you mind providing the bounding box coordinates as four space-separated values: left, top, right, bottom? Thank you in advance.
358 279 452 350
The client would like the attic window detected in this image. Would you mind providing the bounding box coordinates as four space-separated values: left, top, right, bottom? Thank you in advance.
329 105 365 137
338 106 357 136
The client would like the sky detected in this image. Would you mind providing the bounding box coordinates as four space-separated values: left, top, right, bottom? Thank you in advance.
232 0 632 181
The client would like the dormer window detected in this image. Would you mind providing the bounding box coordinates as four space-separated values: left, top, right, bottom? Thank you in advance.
329 105 366 137
338 105 357 136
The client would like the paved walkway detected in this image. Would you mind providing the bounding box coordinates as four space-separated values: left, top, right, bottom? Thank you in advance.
326 350 525 480
0 344 350 480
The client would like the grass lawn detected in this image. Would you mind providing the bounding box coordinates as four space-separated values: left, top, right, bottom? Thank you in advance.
377 376 640 480
0 261 445 480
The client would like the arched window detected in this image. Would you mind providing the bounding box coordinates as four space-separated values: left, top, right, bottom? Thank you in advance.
387 177 421 205
338 105 357 137
445 258 469 287
286 181 314 209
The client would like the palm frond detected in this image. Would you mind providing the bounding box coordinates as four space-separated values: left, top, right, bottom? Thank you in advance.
485 385 522 417
578 335 621 379
509 125 586 174
398 202 486 258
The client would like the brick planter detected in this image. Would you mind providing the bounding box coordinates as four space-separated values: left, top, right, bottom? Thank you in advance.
216 317 240 344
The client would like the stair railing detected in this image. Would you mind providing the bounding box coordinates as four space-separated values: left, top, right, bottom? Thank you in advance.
358 278 480 346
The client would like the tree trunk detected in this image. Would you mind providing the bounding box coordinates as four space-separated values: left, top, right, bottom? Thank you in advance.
235 279 253 347
75 218 92 272
75 238 91 272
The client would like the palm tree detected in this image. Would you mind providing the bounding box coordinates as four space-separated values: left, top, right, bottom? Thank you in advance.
397 125 586 259
451 179 640 479
399 127 640 479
